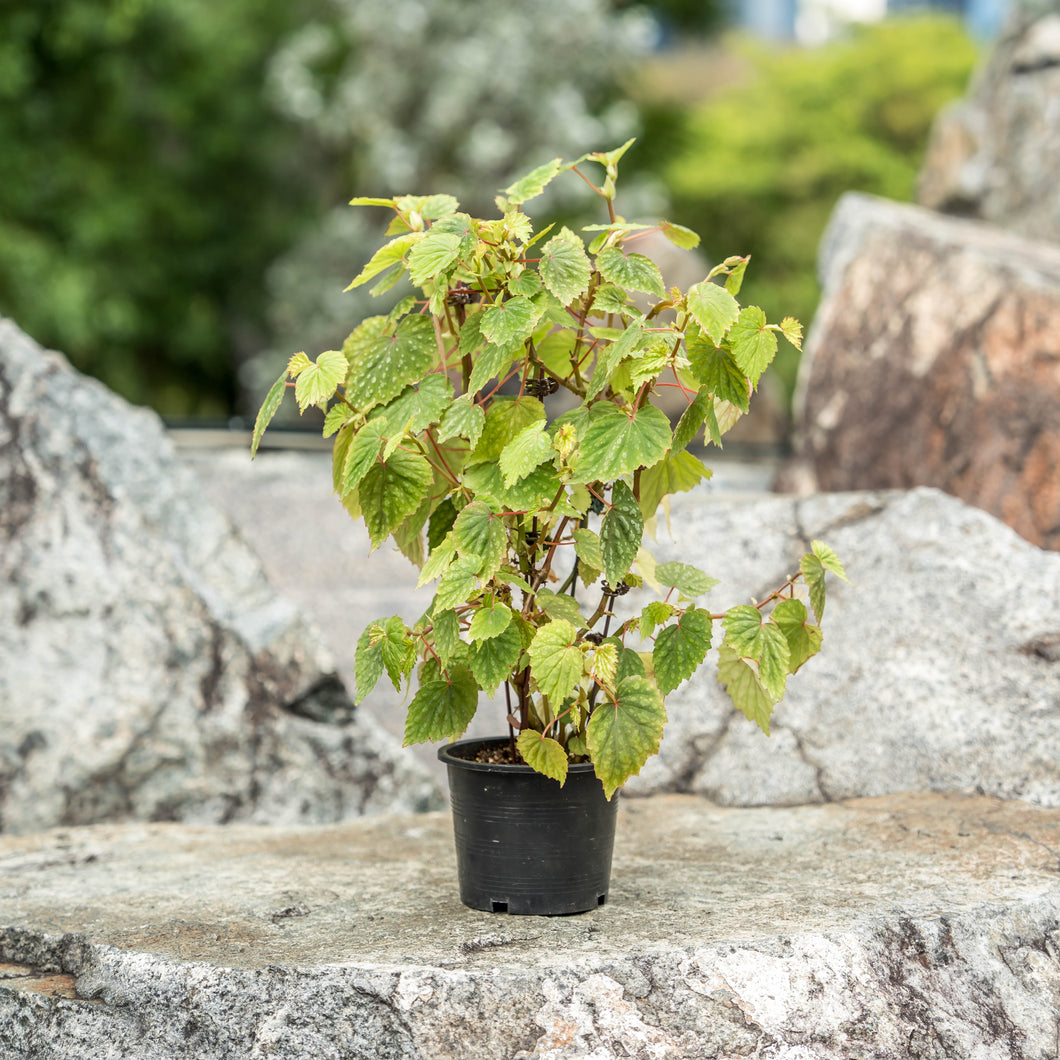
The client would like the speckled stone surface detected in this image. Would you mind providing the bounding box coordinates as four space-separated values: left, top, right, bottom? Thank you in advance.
2 792 1060 1058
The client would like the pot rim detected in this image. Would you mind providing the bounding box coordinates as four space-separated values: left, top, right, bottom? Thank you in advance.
438 736 599 775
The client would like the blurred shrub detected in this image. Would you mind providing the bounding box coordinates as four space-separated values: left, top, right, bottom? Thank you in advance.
0 0 318 416
251 0 658 406
661 16 978 397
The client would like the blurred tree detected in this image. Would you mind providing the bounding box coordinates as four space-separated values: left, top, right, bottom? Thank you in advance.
0 0 319 416
661 16 978 398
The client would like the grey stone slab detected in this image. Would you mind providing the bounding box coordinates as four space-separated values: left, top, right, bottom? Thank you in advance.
1 793 1059 1058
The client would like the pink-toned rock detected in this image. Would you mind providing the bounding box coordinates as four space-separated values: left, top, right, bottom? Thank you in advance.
790 193 1060 551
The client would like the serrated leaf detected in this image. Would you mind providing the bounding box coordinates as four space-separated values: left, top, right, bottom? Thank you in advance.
438 395 485 450
723 606 790 699
540 228 591 304
468 341 519 396
728 306 777 387
479 296 541 347
659 220 701 250
294 350 349 412
517 730 568 784
359 449 433 549
724 256 749 296
534 329 576 379
771 598 822 674
572 528 604 573
371 373 453 437
717 643 778 734
812 540 849 582
431 607 462 668
403 667 478 745
595 248 665 298
537 589 584 626
407 232 463 287
341 420 385 497
322 403 350 439
418 531 456 588
378 615 414 693
614 642 647 682
469 623 522 694
251 371 288 457
470 396 546 464
639 601 675 641
503 157 563 205
586 321 648 401
653 608 712 695
345 233 417 290
462 461 564 515
354 620 388 703
499 421 554 488
468 600 513 643
655 562 719 598
601 480 643 588
637 450 711 521
435 554 482 612
780 316 803 351
575 403 672 484
670 390 709 454
507 269 542 297
344 314 436 412
801 554 827 621
587 675 666 799
453 501 506 577
427 499 459 555
686 327 750 411
687 281 740 346
529 619 584 707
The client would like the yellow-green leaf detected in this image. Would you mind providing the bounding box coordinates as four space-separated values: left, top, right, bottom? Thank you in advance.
517 730 568 785
587 675 666 799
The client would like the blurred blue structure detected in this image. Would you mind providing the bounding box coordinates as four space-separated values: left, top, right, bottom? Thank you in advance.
731 0 1009 39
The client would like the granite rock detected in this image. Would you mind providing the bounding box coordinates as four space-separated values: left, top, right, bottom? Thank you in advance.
787 192 1060 550
1 792 1059 1058
0 318 440 833
633 485 1060 807
919 9 1060 243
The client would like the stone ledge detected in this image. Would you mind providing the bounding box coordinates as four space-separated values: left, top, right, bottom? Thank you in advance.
2 792 1059 1058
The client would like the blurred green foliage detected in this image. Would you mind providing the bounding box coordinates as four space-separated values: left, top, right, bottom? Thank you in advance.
0 0 318 415
660 16 978 397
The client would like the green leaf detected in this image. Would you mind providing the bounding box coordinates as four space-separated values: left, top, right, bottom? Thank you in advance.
717 643 778 734
344 314 437 412
537 589 584 626
322 403 351 439
406 232 463 287
345 233 417 290
572 528 604 573
469 624 522 694
575 403 672 484
639 601 675 640
595 248 665 298
431 607 462 668
427 500 459 555
655 562 719 598
507 269 542 298
659 221 701 250
467 341 519 396
653 609 712 695
354 620 388 703
614 641 647 682
723 606 790 699
348 196 396 208
502 157 563 205
724 256 749 296
418 531 456 588
479 296 541 347
378 616 414 692
341 420 385 497
812 540 848 581
453 501 506 576
801 554 828 621
601 480 643 587
438 395 485 450
251 371 288 458
462 461 564 515
771 598 822 674
371 374 453 436
728 306 777 387
435 554 483 612
539 228 592 304
529 619 584 707
687 281 740 346
517 730 568 785
587 675 667 799
359 450 433 549
686 328 751 411
404 667 478 745
637 450 711 521
499 421 555 488
294 350 349 412
780 316 804 351
471 396 546 464
586 321 648 400
468 600 513 643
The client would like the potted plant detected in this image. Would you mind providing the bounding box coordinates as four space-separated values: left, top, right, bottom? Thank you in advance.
252 142 846 915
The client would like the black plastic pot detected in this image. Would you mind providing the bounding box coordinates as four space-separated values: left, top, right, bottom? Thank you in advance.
438 737 620 916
